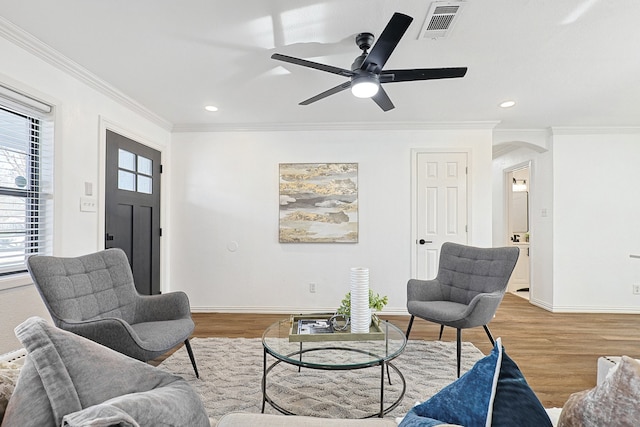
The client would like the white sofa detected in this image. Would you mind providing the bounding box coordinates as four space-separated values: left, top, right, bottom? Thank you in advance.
597 356 640 385
215 413 399 426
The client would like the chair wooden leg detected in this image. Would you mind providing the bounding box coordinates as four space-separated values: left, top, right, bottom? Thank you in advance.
406 315 415 338
483 325 495 346
438 325 445 341
456 329 462 378
184 339 199 379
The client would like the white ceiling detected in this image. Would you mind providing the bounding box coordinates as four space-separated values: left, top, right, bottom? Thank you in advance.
1 0 639 131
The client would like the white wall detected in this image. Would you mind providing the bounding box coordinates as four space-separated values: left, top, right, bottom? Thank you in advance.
531 146 554 308
169 128 494 314
551 131 640 311
493 130 640 313
0 35 171 353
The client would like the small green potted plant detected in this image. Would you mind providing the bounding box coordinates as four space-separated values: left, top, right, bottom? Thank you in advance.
336 289 388 327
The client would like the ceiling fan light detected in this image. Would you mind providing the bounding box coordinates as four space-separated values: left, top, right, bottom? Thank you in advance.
351 77 379 98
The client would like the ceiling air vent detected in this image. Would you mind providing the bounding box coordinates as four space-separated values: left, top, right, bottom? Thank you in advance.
419 1 465 39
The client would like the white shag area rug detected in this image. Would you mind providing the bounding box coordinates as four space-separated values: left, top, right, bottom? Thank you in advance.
160 337 484 420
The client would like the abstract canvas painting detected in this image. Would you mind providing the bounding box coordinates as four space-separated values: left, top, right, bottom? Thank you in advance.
279 163 358 243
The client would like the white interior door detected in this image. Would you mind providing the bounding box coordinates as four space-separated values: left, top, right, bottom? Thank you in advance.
414 152 468 279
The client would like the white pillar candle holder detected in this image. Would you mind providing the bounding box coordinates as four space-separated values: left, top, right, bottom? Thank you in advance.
349 267 370 333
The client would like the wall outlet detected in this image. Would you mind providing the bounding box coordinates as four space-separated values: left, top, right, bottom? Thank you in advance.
633 284 640 295
309 283 317 293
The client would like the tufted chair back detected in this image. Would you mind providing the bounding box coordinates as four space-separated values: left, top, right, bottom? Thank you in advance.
436 242 520 306
27 248 138 326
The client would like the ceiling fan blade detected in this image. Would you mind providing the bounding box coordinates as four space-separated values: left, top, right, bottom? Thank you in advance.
271 53 354 77
361 13 413 74
371 86 395 111
299 81 352 105
380 67 468 83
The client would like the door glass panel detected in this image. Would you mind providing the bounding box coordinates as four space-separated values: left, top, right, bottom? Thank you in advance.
137 156 152 176
118 170 136 191
118 149 136 171
137 175 152 194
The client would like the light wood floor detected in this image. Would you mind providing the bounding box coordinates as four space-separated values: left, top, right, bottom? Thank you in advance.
166 293 640 408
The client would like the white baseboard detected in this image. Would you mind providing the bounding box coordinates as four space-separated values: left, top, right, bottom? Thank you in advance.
547 305 640 314
191 306 410 315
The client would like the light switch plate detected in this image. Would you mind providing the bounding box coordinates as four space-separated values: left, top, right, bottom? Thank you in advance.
80 197 97 212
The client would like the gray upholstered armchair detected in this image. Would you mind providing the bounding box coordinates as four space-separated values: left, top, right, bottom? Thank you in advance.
406 242 519 377
27 248 199 377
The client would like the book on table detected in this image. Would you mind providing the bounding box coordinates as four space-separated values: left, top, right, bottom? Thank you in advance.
288 314 385 342
298 319 333 334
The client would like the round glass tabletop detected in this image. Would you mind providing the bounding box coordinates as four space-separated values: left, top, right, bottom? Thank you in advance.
262 316 407 369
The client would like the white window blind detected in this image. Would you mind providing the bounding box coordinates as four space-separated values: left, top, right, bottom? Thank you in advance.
0 87 53 276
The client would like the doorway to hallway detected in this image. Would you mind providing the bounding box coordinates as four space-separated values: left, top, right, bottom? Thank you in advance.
505 163 530 299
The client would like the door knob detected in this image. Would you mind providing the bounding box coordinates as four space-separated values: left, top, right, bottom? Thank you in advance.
418 239 433 245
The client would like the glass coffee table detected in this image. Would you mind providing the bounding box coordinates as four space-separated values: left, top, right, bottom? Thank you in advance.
261 316 407 418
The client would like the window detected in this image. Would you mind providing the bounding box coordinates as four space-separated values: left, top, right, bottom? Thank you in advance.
118 149 153 194
0 88 53 276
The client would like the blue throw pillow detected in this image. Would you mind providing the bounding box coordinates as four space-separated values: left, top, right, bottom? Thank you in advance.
491 346 552 426
399 341 500 427
399 338 552 427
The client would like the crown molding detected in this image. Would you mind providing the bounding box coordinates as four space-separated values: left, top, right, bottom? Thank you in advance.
551 126 640 135
0 17 172 131
493 128 551 136
171 120 500 133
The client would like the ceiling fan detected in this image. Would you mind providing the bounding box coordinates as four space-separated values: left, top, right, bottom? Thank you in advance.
271 12 467 112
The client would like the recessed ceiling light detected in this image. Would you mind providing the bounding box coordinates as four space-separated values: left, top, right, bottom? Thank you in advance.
499 100 516 108
205 105 218 112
